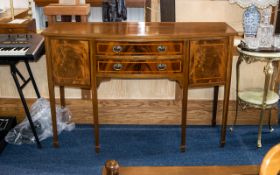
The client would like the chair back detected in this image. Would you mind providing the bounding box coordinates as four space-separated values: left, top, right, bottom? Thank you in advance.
43 3 90 26
260 143 280 175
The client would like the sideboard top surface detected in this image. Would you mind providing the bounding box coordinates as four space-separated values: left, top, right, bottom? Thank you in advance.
42 22 237 39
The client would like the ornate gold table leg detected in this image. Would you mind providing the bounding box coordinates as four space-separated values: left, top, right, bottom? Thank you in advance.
268 109 274 132
257 61 274 148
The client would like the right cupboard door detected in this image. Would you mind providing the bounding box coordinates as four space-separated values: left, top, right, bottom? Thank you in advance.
189 38 228 86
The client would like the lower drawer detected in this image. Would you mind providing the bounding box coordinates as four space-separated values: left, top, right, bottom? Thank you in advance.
97 60 182 74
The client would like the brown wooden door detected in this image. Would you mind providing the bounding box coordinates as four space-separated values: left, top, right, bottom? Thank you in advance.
49 39 91 86
189 38 228 86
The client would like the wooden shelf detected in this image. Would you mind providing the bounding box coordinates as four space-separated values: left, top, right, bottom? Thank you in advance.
0 8 29 22
34 0 146 7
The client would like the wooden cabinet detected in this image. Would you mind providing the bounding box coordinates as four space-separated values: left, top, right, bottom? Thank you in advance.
49 39 90 87
42 22 236 152
189 38 228 86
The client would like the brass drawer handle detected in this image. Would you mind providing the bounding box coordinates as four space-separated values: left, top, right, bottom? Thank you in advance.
112 45 122 53
113 63 123 71
157 45 167 52
157 63 167 71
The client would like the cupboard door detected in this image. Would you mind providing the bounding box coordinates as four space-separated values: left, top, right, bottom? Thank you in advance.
189 39 228 86
50 39 90 86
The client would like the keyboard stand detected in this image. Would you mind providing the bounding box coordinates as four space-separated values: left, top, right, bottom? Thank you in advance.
0 59 42 148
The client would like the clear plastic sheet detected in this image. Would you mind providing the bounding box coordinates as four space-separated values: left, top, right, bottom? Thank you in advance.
5 98 75 145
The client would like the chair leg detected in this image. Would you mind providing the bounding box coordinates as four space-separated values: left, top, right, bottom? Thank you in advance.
268 109 274 132
257 108 266 148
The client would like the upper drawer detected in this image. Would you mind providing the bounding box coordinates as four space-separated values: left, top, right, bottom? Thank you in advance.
96 41 183 55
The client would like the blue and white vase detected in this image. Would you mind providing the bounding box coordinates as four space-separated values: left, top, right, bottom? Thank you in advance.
243 5 261 37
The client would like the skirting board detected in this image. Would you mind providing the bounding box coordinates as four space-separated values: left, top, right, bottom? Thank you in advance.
0 98 278 125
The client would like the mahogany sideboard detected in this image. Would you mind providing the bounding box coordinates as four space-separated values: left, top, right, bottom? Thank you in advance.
42 22 237 152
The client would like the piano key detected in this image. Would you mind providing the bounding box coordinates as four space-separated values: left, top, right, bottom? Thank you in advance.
0 33 44 60
0 46 29 56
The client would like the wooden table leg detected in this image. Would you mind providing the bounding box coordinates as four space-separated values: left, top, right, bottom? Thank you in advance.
220 37 234 147
212 86 219 127
59 86 65 107
45 38 59 148
49 83 59 147
92 78 100 153
220 86 230 147
181 78 188 152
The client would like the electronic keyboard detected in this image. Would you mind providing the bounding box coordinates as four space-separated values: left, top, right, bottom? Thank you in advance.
0 34 44 61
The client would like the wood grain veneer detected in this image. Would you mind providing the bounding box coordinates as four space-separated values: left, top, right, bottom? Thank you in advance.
50 39 91 86
0 19 36 34
34 0 145 7
42 22 237 152
102 165 259 175
189 39 227 86
96 41 183 55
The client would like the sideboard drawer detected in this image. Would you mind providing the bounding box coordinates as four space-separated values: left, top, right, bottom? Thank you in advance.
96 41 183 55
97 60 182 74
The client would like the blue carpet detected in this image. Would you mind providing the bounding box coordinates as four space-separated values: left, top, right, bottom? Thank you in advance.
0 125 280 175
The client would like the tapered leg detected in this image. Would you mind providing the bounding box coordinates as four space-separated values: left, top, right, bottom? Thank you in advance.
49 84 58 147
268 109 274 132
211 86 219 127
180 79 188 152
92 76 100 153
220 37 234 147
59 86 65 107
231 56 242 132
257 109 265 148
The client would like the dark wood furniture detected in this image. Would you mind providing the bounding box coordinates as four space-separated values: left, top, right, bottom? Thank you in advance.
0 18 36 34
43 3 90 24
34 0 145 7
43 3 91 102
102 164 259 175
0 8 36 34
42 22 237 152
